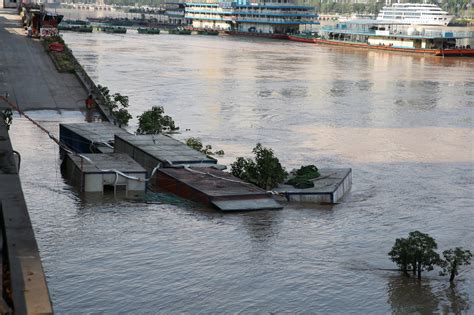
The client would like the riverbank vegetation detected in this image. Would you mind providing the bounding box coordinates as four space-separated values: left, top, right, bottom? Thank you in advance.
98 85 132 127
389 231 472 281
42 36 76 73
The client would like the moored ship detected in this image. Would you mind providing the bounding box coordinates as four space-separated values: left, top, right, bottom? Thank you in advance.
376 3 454 26
185 0 318 39
289 20 474 56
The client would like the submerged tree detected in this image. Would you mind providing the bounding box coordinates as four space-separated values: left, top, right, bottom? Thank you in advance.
440 247 472 282
185 137 224 156
389 231 440 279
408 231 440 280
136 106 179 135
389 237 413 276
230 143 287 190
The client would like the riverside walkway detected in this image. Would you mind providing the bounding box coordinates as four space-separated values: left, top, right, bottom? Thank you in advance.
0 7 92 314
0 8 87 111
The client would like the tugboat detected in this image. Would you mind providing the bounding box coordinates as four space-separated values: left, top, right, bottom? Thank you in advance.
169 27 192 35
137 27 161 34
197 29 219 36
101 26 127 34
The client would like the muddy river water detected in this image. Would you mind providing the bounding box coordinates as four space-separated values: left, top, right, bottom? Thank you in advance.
8 19 474 313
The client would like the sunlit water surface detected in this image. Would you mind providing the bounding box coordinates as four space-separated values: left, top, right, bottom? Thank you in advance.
9 26 474 313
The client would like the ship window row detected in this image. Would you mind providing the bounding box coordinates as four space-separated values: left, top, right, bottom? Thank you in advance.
185 14 311 22
185 9 315 17
186 5 309 12
382 10 443 15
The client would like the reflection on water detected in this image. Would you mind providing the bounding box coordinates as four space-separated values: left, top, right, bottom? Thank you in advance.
388 276 441 314
387 276 470 315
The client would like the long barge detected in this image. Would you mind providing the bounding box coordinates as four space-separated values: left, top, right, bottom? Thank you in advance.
290 20 474 57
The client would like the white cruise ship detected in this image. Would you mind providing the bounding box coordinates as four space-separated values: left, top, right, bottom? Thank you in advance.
376 3 454 26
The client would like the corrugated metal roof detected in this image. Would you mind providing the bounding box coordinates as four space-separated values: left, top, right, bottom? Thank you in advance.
60 122 129 144
68 153 146 174
116 134 217 165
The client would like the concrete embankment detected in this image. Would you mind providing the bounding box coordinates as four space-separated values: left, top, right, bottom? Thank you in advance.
0 119 53 314
0 7 107 314
0 8 87 111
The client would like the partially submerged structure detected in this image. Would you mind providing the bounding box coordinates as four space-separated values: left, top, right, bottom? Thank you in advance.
60 122 129 154
59 124 281 210
114 133 218 170
157 166 282 211
114 134 281 211
63 153 147 194
275 168 352 204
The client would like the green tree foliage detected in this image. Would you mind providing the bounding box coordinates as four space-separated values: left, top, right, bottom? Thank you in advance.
388 237 413 275
136 106 179 135
185 137 224 156
286 165 320 189
408 231 440 280
1 109 13 130
440 247 472 282
389 231 440 279
98 85 132 127
230 143 287 190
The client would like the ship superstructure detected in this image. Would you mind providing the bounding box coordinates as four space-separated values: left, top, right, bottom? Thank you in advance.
185 0 317 37
376 3 454 26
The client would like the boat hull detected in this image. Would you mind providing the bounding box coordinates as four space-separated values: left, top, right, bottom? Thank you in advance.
225 31 289 40
288 35 474 57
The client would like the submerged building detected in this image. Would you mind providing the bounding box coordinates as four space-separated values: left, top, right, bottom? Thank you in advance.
184 0 317 37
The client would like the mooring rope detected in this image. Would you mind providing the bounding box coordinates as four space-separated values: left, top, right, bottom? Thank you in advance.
0 95 157 183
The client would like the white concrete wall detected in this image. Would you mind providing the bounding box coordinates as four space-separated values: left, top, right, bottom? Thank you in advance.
368 38 415 48
84 173 146 193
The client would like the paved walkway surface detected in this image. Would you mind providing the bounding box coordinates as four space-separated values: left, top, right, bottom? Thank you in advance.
0 8 87 111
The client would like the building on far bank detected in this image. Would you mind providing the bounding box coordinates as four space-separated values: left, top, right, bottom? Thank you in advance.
185 0 318 37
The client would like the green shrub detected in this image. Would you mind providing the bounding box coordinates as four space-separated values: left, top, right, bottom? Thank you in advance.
185 137 224 156
136 106 179 134
98 85 132 127
230 143 286 190
286 165 320 189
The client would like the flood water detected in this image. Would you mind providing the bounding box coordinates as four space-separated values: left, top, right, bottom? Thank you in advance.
8 22 474 313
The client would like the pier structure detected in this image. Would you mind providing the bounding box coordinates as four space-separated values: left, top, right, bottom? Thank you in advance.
0 119 53 314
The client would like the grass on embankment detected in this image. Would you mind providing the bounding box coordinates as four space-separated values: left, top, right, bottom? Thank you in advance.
43 36 76 73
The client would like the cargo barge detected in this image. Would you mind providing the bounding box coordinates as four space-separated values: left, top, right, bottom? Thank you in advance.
289 20 474 57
